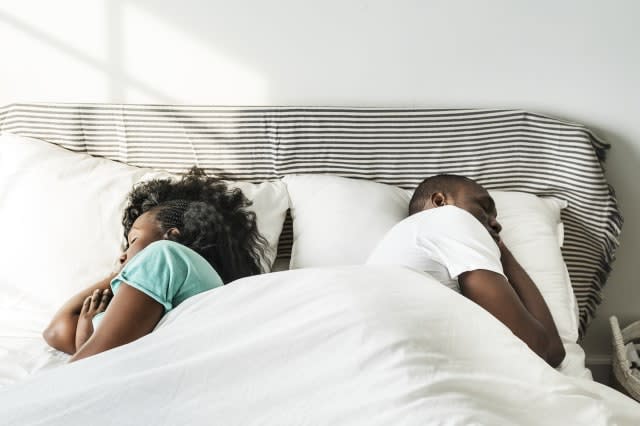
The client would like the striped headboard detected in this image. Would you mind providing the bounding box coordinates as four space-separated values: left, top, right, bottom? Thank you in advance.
0 103 621 336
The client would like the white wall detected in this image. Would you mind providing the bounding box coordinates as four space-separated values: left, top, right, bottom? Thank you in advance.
2 0 639 361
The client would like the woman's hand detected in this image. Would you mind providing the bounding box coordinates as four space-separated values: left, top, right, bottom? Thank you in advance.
43 272 117 355
69 283 164 362
75 288 112 350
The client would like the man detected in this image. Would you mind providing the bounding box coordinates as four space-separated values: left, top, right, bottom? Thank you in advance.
367 174 566 367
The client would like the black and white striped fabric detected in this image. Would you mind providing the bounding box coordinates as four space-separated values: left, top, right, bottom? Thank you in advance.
0 103 621 336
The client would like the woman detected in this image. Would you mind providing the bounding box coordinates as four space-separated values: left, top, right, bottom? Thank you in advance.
43 167 267 362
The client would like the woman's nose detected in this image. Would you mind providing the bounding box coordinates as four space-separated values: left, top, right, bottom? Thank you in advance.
119 252 127 265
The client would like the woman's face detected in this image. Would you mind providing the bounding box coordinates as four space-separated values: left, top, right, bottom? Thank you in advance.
118 211 165 269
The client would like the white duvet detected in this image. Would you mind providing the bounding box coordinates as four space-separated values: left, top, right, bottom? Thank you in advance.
0 266 638 425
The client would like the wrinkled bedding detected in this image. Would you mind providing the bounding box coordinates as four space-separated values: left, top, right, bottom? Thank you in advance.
1 266 637 425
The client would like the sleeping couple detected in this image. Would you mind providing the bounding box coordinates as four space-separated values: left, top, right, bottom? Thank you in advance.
44 169 565 367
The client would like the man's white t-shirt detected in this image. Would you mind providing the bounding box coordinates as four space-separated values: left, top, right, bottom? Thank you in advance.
366 205 505 293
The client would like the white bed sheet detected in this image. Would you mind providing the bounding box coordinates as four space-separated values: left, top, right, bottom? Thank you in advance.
0 266 637 425
0 297 593 386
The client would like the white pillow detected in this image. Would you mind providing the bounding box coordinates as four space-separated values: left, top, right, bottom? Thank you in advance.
0 134 149 313
0 133 288 307
485 191 577 343
284 174 578 343
284 174 409 268
0 133 289 384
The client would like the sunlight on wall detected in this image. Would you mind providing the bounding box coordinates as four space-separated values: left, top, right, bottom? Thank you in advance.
0 0 267 104
119 2 267 104
0 2 112 102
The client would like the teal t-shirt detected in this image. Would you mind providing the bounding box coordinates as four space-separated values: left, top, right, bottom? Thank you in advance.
92 240 223 329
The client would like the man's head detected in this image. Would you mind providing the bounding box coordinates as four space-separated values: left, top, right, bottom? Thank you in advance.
409 174 502 241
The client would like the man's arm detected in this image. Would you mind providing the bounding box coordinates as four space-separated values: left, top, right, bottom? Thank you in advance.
497 242 566 367
43 273 115 355
69 283 164 362
459 270 552 363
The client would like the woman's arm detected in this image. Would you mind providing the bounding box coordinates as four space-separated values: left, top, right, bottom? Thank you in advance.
43 273 116 355
69 283 164 362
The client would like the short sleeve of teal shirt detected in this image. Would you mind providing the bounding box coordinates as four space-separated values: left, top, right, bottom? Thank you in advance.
110 240 224 312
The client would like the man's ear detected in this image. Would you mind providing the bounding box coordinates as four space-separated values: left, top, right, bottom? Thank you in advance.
163 227 181 241
430 192 448 208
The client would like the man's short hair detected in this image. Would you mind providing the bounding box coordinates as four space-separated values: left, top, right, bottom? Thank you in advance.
408 174 477 215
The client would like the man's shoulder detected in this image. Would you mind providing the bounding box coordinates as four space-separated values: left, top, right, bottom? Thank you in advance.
410 206 493 246
409 205 475 226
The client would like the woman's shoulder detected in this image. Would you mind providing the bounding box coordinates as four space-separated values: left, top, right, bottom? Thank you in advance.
131 240 222 281
143 240 205 263
145 239 186 252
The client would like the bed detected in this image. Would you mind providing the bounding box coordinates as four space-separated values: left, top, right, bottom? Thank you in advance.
0 103 637 425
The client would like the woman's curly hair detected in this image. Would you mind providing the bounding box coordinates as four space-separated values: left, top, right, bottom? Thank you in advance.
122 167 269 283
